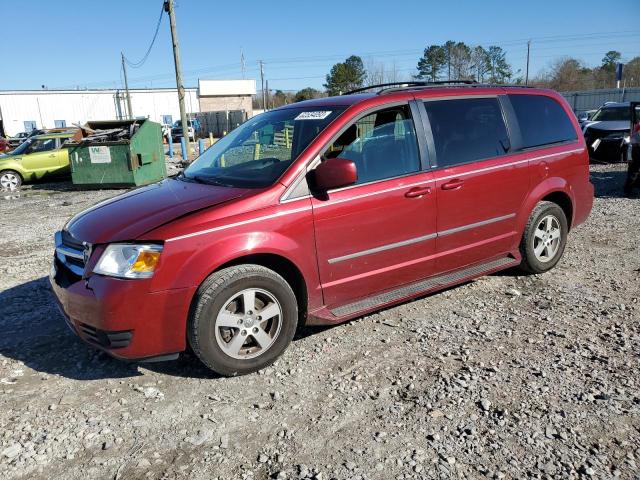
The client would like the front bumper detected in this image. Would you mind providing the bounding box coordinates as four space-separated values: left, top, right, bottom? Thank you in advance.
585 130 627 162
49 255 194 360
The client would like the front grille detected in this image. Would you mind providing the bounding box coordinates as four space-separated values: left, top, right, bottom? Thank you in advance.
78 323 133 349
61 229 84 251
584 127 626 162
54 230 89 278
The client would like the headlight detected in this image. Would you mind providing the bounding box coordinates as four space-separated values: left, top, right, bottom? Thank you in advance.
93 243 163 279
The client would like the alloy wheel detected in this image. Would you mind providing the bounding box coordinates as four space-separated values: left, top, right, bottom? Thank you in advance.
0 172 19 190
533 214 561 263
214 288 283 360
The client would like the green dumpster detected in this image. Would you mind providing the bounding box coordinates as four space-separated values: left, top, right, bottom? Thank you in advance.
65 119 166 187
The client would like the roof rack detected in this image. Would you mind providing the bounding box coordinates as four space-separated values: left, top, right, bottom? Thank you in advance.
344 80 478 95
344 80 535 95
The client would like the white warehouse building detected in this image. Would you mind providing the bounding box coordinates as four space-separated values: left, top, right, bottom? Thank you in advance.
0 79 256 137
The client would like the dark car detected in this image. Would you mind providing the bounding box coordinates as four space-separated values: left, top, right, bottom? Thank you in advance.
583 102 639 163
50 83 593 376
171 119 200 142
8 129 46 149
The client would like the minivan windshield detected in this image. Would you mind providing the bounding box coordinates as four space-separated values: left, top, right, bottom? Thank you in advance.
182 106 344 188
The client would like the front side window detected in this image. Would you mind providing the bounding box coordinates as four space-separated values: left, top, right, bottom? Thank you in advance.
183 107 344 188
509 94 577 149
28 138 57 153
322 105 420 185
12 137 56 155
424 97 509 168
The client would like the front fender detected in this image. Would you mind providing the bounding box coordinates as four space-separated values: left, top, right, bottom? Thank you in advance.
174 231 305 288
148 210 321 308
0 159 26 177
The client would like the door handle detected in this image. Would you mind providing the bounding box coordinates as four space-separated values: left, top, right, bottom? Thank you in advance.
441 178 464 190
405 186 432 198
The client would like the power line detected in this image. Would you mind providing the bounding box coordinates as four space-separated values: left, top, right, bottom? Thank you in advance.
124 4 164 68
51 29 640 89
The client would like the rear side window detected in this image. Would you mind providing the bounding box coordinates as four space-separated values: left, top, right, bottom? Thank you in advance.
509 94 577 149
423 98 509 168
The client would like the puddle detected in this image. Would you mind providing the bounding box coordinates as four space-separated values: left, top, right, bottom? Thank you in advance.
0 188 66 200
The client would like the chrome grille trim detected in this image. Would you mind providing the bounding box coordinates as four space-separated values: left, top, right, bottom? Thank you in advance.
54 231 89 276
55 245 84 260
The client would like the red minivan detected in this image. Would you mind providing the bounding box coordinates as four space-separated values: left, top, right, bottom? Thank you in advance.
50 83 593 376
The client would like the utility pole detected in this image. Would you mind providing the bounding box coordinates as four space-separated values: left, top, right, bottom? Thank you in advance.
525 40 531 86
259 60 266 111
266 80 269 109
121 52 133 119
241 48 246 79
165 0 191 162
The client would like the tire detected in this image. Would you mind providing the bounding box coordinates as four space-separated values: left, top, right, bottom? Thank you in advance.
518 201 568 274
188 264 298 376
0 170 22 190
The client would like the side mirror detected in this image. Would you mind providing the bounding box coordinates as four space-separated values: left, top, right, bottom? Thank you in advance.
312 158 357 191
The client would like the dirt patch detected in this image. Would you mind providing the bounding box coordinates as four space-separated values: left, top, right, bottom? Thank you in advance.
0 163 638 479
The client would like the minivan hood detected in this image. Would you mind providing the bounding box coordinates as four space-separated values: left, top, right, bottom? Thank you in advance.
66 178 250 244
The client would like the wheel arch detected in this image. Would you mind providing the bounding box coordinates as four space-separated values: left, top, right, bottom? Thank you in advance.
0 167 24 180
519 177 575 234
540 190 574 230
214 252 309 326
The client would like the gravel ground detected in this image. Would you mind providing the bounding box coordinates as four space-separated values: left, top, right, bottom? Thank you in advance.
0 163 638 480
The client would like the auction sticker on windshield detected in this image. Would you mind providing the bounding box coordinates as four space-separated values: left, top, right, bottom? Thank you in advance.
295 111 333 121
89 146 112 164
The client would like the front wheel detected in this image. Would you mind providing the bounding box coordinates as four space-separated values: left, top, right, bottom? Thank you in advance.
0 170 22 190
188 265 298 376
518 201 568 274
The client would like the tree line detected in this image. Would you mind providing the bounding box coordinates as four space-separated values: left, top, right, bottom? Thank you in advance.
531 51 640 91
259 45 640 107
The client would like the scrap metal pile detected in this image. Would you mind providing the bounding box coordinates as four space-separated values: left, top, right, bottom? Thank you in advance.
74 123 140 143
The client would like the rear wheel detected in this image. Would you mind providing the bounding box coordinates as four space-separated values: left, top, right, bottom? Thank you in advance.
0 170 22 190
188 265 298 376
518 201 568 274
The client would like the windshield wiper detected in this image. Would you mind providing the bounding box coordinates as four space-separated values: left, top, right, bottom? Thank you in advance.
191 175 233 187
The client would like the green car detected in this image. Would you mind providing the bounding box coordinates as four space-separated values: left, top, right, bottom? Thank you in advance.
0 132 76 189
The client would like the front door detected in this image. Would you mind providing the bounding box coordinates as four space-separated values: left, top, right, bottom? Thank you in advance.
311 104 437 308
420 96 530 273
20 137 61 178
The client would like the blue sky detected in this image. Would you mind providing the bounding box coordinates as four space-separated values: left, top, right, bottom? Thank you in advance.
1 0 638 92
